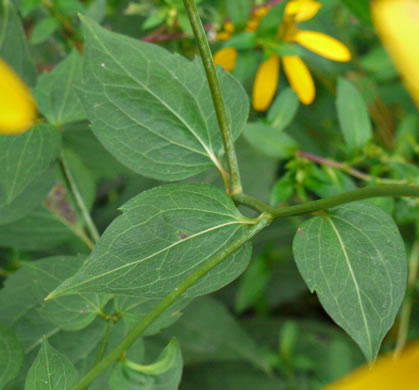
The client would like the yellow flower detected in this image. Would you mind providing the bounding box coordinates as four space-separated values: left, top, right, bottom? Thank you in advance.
323 342 419 390
213 0 351 110
371 0 419 108
0 57 37 135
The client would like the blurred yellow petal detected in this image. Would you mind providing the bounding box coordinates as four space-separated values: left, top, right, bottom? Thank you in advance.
254 6 271 18
372 0 419 107
285 0 322 22
282 55 315 104
324 343 419 390
224 21 235 33
252 54 280 111
213 47 238 72
0 57 37 135
216 31 231 41
294 31 351 62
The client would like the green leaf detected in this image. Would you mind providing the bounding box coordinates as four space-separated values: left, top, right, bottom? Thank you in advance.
340 0 372 26
48 183 252 299
0 323 24 389
226 0 251 30
77 15 249 181
109 339 183 390
0 256 110 332
235 256 270 313
19 0 42 17
114 296 192 337
181 362 283 390
0 124 61 224
85 0 107 23
0 150 95 251
292 202 408 360
153 297 269 371
336 78 372 152
222 32 256 50
0 0 37 86
270 172 294 206
267 88 299 131
25 338 79 390
244 123 299 159
56 0 85 14
30 16 60 45
256 3 286 37
34 51 86 125
142 10 165 30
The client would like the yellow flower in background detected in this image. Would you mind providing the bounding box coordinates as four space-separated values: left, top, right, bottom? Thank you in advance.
323 342 419 390
214 0 351 110
371 0 419 108
0 57 37 135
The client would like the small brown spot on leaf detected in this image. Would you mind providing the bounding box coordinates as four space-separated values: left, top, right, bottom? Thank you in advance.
178 231 188 240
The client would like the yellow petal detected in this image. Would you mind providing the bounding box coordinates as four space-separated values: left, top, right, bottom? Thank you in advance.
324 343 419 390
0 57 37 135
213 47 238 72
294 31 351 62
372 0 419 107
252 54 280 111
216 31 231 41
285 0 322 22
282 55 315 104
224 21 235 33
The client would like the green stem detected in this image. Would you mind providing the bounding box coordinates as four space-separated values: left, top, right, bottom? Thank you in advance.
182 0 242 195
394 236 419 358
93 320 115 367
233 184 419 218
59 154 100 243
69 214 271 390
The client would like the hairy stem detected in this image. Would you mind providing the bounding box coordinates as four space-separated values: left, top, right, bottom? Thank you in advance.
298 150 406 185
59 154 100 243
233 184 419 218
183 0 242 194
69 214 271 390
394 236 419 358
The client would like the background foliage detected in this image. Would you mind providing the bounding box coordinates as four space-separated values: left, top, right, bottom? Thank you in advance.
0 0 418 389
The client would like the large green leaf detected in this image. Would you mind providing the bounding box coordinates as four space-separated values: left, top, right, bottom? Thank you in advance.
0 0 36 86
34 50 86 126
0 124 61 224
109 339 182 390
292 202 407 360
48 183 252 299
336 78 372 152
77 15 249 181
0 323 24 389
25 338 79 390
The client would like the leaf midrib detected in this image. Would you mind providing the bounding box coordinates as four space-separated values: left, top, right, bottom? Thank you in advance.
326 216 372 356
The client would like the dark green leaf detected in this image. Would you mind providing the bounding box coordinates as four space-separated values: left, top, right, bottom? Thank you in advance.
336 78 372 152
270 172 294 206
0 323 24 389
244 123 298 159
222 32 256 50
78 15 249 181
153 297 269 371
0 124 61 224
227 0 251 30
256 3 286 37
30 16 60 45
0 0 37 85
109 339 182 390
0 256 110 332
48 184 252 299
34 51 86 125
25 338 79 390
267 88 299 131
293 202 407 360
86 0 107 23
